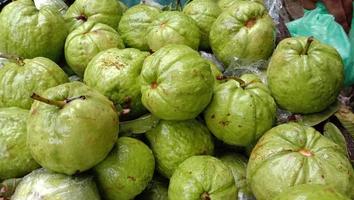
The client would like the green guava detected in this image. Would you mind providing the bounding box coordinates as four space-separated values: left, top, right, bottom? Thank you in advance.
140 44 214 120
267 37 344 114
183 0 221 50
0 0 68 62
0 108 39 180
27 81 119 175
146 119 214 178
65 22 125 77
146 11 201 51
218 0 264 10
247 123 354 200
273 184 351 200
204 74 276 147
136 177 169 200
64 0 124 32
168 155 237 200
118 4 161 51
84 48 149 120
11 169 100 200
94 137 155 200
0 57 69 109
210 1 275 66
208 61 223 88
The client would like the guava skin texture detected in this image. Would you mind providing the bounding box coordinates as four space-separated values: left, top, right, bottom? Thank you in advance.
267 37 344 114
0 57 69 110
84 48 149 120
64 22 125 77
247 123 354 200
273 184 351 200
0 0 68 62
0 107 39 180
210 1 275 66
94 137 155 200
218 0 264 10
146 11 201 52
11 168 101 200
118 4 161 51
183 0 222 50
204 74 276 147
64 0 124 32
27 81 119 175
168 155 237 200
146 119 214 178
140 44 214 121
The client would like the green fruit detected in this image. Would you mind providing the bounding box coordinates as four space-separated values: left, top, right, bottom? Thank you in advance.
136 177 169 200
209 61 223 88
118 4 161 51
0 57 69 109
218 0 264 10
140 44 214 120
247 123 354 200
0 0 68 62
168 155 237 200
146 119 214 178
11 169 100 200
27 81 119 175
210 1 275 66
183 0 221 49
94 137 155 200
84 48 149 120
0 108 39 179
204 74 276 147
146 11 201 51
267 37 344 114
64 22 125 77
64 0 124 32
273 184 351 200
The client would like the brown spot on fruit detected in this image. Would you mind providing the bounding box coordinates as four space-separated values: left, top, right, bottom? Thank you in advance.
298 149 314 157
201 192 211 200
76 14 87 22
219 120 230 127
245 18 257 28
211 114 215 119
127 176 136 181
151 81 158 89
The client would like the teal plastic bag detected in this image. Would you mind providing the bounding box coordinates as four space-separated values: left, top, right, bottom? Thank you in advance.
287 3 353 86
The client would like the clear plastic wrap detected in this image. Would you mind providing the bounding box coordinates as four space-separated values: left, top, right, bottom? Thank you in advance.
33 0 68 15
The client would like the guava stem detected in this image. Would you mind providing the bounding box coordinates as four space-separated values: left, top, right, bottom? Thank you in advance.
0 53 24 66
31 93 66 108
218 75 246 88
301 36 314 55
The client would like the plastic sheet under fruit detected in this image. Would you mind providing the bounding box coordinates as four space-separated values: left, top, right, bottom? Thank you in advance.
33 0 68 15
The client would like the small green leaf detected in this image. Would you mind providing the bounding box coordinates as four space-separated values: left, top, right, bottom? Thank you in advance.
119 114 160 135
323 122 348 153
297 101 339 126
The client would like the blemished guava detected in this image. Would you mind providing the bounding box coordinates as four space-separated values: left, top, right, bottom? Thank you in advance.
183 0 221 49
210 1 275 66
204 74 276 147
247 123 354 200
267 37 344 114
168 155 237 200
146 119 214 178
0 107 39 180
11 169 101 200
0 0 68 62
0 57 69 109
140 44 214 120
84 48 149 120
118 4 161 51
64 21 125 77
27 81 119 175
94 137 155 200
146 11 201 51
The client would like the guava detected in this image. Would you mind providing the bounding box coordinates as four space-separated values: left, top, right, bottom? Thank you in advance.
136 177 168 200
247 123 354 200
118 4 161 51
146 119 214 178
267 37 344 114
204 74 276 147
0 0 68 62
146 11 201 51
0 57 69 109
64 0 124 32
210 1 275 66
208 61 223 88
168 155 237 200
11 169 100 200
27 81 119 175
218 0 264 10
0 107 39 180
273 184 351 200
65 22 125 77
140 44 214 120
183 0 221 49
84 48 149 120
94 137 155 200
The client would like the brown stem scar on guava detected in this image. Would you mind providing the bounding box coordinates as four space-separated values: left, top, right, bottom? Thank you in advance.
201 192 211 200
298 149 314 157
245 19 257 28
76 14 87 21
151 81 158 89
